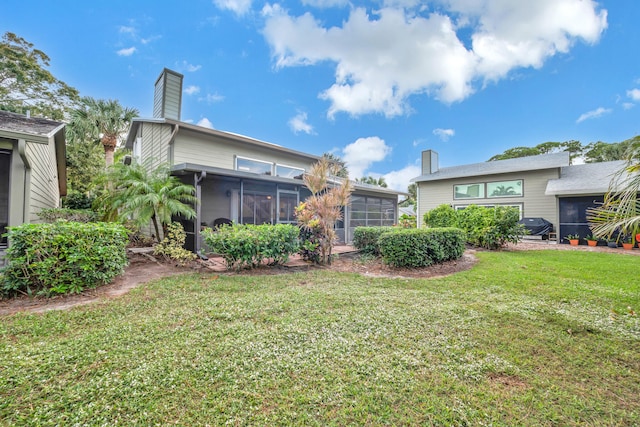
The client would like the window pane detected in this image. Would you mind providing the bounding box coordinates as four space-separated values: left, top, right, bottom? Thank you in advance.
236 157 272 175
454 183 484 199
278 192 298 223
0 151 9 245
276 165 304 179
487 180 523 198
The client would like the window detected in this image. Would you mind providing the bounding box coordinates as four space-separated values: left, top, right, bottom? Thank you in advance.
242 193 274 224
278 191 298 223
349 195 396 227
487 180 523 198
454 183 484 199
0 150 10 246
276 164 304 180
236 157 272 175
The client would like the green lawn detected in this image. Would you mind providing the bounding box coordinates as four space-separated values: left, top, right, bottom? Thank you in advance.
1 250 639 426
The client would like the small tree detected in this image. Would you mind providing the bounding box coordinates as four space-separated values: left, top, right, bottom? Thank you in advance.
296 158 352 264
96 161 197 242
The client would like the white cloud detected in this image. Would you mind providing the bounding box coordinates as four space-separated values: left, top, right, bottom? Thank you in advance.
623 102 635 110
119 25 136 35
576 107 612 123
301 0 348 7
342 136 392 178
382 164 421 192
263 1 607 117
433 128 455 141
185 85 201 95
140 35 161 45
288 111 315 134
199 93 225 104
178 60 202 72
116 47 137 56
213 0 253 16
197 117 215 129
627 88 640 101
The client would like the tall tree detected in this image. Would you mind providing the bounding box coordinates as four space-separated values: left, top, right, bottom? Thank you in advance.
321 152 349 178
356 176 388 187
584 136 640 163
488 140 584 164
0 32 80 119
399 183 417 208
68 97 138 167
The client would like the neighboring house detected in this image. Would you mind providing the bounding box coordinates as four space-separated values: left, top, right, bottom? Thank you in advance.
412 149 628 242
125 68 403 251
0 110 67 265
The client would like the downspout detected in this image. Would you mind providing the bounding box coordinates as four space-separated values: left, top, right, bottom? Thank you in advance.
167 124 179 164
415 183 420 228
17 139 30 223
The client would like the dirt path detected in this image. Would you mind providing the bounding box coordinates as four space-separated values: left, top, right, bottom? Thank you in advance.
1 241 636 316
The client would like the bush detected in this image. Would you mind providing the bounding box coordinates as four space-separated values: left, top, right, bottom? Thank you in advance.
1 221 129 296
352 226 396 256
37 207 99 223
153 222 197 265
423 204 525 250
457 205 525 249
202 223 300 270
397 214 417 228
378 228 465 268
424 204 457 228
63 191 95 210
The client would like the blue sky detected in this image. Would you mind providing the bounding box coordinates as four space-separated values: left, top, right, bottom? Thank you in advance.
3 0 639 191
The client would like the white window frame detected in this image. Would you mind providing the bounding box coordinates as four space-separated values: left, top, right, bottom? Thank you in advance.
275 163 305 179
235 156 273 175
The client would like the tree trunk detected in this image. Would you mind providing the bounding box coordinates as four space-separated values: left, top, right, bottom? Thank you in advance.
102 134 118 167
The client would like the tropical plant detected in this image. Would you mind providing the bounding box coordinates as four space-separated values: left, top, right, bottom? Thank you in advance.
296 158 352 264
587 146 640 243
565 234 580 240
0 32 80 119
356 176 388 187
95 161 197 242
321 152 349 178
67 97 138 167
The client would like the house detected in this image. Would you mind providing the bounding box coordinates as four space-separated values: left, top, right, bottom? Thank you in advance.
0 110 67 265
412 149 628 243
125 68 403 251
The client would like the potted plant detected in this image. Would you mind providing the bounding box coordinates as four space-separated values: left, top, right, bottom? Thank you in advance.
622 235 634 250
584 235 599 247
565 234 580 246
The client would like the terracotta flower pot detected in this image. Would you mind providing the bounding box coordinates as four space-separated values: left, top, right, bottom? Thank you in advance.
569 239 579 246
587 240 597 247
622 242 634 250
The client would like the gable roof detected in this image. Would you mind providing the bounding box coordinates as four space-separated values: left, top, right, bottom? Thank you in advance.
125 117 321 162
412 151 570 182
545 161 629 196
0 110 65 141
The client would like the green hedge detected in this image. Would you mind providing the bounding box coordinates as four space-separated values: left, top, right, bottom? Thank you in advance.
1 221 129 296
378 228 466 268
37 207 99 223
202 223 300 270
352 226 396 255
423 204 525 250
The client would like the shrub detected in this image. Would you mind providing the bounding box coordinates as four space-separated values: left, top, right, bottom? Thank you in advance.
153 222 197 265
424 204 457 228
63 191 95 210
298 222 322 264
378 227 465 268
1 221 128 296
397 214 416 228
202 223 300 270
423 204 525 250
352 226 396 256
37 207 99 223
457 205 525 249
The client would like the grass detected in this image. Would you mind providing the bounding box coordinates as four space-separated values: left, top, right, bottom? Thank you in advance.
1 250 639 425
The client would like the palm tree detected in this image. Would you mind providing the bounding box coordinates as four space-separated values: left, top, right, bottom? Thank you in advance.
587 143 640 242
99 161 197 241
68 97 138 167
